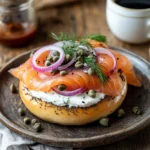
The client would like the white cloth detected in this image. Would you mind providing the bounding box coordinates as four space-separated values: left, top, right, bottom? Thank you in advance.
0 122 73 150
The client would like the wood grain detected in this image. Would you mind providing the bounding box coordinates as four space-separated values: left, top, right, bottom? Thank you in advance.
34 0 78 10
0 0 149 149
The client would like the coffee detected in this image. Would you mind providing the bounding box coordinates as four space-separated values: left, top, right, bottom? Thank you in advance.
115 0 150 9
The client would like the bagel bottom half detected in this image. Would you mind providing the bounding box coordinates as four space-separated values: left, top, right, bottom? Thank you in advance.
19 78 127 125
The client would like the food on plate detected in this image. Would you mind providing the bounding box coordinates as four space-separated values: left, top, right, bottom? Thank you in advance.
18 108 26 116
9 33 142 125
132 106 141 115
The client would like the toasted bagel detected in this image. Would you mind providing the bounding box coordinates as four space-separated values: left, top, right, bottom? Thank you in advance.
19 76 127 125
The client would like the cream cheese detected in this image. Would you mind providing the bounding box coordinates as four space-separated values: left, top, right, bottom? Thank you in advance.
29 90 105 108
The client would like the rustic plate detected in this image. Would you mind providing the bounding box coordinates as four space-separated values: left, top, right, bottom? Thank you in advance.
0 46 149 148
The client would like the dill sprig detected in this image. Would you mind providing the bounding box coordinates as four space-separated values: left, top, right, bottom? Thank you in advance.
84 56 108 83
85 34 107 43
62 42 79 56
51 32 77 42
51 32 108 83
80 34 107 47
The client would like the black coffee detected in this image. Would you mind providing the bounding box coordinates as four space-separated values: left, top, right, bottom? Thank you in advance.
115 0 150 9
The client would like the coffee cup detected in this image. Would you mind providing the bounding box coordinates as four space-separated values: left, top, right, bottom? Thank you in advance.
106 0 150 44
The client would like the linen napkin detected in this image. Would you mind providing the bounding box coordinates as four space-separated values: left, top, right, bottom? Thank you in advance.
0 122 73 150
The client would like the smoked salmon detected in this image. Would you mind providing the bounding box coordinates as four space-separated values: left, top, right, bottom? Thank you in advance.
9 37 142 97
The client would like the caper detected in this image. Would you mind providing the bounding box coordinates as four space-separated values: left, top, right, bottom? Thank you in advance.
76 56 83 62
18 108 25 116
88 90 96 98
52 69 59 75
53 56 59 62
53 51 60 56
24 117 30 124
117 108 125 117
45 60 51 66
75 61 83 68
31 119 38 125
132 106 141 115
47 56 53 62
77 49 85 56
58 84 66 91
87 68 95 75
65 54 71 62
60 70 68 76
33 123 42 132
10 84 17 93
99 117 109 127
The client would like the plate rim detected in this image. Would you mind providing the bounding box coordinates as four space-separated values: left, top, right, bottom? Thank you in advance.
0 46 150 147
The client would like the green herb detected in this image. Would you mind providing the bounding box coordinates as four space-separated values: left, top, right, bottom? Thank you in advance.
84 56 108 83
51 32 77 42
62 42 79 56
51 32 108 83
51 32 106 46
80 39 92 48
80 34 107 48
85 34 107 43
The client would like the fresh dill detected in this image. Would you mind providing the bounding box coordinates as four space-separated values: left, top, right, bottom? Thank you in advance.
51 32 108 83
80 34 107 47
84 34 107 43
51 32 106 44
62 42 79 56
51 32 77 42
84 56 108 83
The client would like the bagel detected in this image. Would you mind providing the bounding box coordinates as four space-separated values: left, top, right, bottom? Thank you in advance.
19 75 127 126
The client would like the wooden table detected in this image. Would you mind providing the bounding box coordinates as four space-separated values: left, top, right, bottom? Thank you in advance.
0 0 149 149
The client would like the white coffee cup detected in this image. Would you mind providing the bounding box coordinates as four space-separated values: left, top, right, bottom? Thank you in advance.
106 0 150 44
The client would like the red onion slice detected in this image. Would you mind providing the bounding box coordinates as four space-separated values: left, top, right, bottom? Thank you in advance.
52 87 86 96
58 53 76 70
94 47 116 74
32 45 65 72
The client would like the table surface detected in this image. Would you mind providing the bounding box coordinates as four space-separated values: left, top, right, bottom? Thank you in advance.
0 0 149 149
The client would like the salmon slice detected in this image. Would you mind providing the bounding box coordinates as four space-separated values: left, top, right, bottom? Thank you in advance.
9 59 124 96
9 58 32 81
89 40 142 87
9 41 141 97
110 50 142 86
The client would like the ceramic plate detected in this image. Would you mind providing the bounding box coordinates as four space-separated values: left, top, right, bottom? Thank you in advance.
0 46 149 148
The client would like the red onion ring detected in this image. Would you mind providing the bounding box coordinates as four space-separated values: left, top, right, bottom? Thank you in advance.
52 87 86 96
58 53 76 70
94 47 116 74
32 45 65 72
